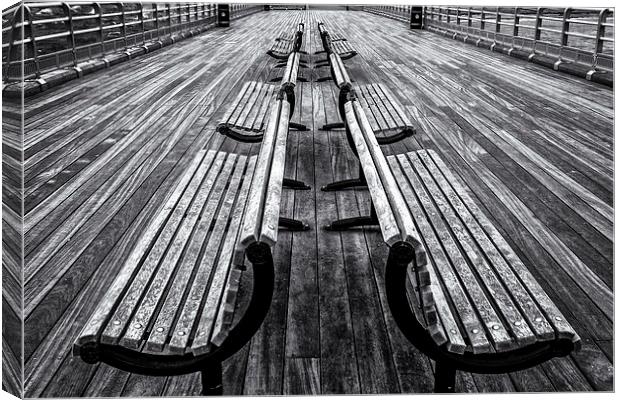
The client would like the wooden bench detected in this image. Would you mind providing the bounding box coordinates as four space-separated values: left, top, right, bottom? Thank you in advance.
217 53 308 143
316 22 357 61
316 27 415 191
267 22 307 60
325 90 581 392
74 86 309 395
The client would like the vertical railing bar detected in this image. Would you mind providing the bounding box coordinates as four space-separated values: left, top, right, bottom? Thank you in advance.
62 2 78 67
558 8 571 61
24 6 41 78
155 3 160 40
4 5 19 81
167 2 172 34
139 2 145 45
119 2 127 49
594 8 609 63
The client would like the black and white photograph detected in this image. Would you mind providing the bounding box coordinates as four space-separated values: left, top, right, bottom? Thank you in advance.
1 1 615 397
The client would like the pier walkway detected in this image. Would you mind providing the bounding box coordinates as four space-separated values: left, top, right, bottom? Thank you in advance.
5 9 613 396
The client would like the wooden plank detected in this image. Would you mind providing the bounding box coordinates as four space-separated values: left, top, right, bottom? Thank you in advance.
283 358 321 395
314 82 361 394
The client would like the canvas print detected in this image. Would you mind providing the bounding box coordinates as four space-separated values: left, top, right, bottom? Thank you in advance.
1 2 614 397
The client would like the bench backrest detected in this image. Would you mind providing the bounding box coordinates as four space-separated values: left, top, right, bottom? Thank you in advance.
281 52 300 89
239 89 290 249
344 93 426 265
329 52 351 89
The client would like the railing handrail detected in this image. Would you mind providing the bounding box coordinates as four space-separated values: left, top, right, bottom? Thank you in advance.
423 6 614 71
2 3 263 82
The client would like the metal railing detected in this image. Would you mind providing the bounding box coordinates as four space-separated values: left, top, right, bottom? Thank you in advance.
2 2 262 82
230 3 263 20
424 7 614 72
364 5 411 22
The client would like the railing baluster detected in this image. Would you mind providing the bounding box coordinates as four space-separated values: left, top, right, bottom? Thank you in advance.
62 2 78 67
25 6 41 78
594 8 609 56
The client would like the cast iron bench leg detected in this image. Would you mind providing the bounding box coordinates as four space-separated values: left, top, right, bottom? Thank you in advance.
279 217 310 231
321 177 366 191
201 362 223 396
434 362 456 393
320 121 345 130
289 121 308 131
324 204 378 230
283 178 311 190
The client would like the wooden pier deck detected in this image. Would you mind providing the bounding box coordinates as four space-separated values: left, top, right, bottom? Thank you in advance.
9 9 613 396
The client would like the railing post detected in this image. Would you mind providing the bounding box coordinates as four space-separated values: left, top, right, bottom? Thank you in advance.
480 7 486 31
167 3 172 34
62 2 78 67
560 8 571 47
119 2 128 49
139 2 146 44
4 5 21 81
512 7 519 37
594 8 609 56
466 7 472 27
495 7 501 33
155 3 160 39
533 7 543 41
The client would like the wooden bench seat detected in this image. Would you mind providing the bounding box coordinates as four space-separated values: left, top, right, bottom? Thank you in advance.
331 39 357 60
325 91 581 392
217 53 308 143
388 149 580 355
268 22 307 60
75 86 308 395
316 22 356 61
74 150 256 358
217 81 278 142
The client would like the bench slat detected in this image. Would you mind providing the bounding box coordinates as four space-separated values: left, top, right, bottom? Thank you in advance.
251 85 277 132
167 155 249 354
193 155 257 354
373 83 413 127
419 150 556 342
356 88 381 132
99 151 226 345
426 150 579 345
119 153 237 350
260 99 290 246
410 152 537 351
210 267 243 347
359 85 390 132
74 150 211 349
366 85 396 130
220 82 253 127
236 84 267 131
228 81 258 128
